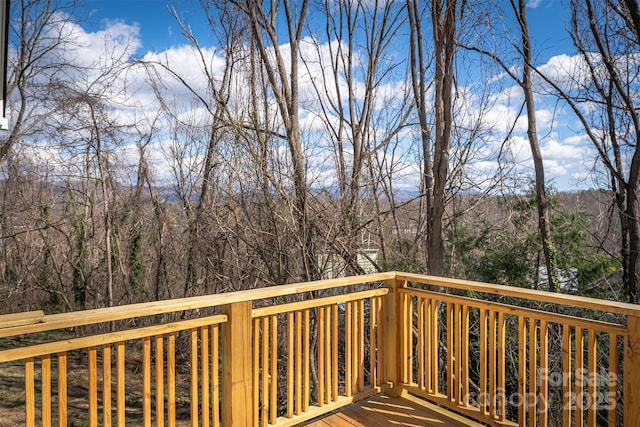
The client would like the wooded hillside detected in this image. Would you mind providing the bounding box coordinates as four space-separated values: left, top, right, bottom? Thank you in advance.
0 0 638 311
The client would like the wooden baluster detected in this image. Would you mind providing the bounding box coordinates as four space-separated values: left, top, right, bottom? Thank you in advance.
201 326 210 427
287 311 294 418
489 310 496 417
261 317 269 427
332 304 338 400
430 298 439 394
497 312 506 423
144 336 152 427
423 297 431 392
211 324 220 427
352 300 358 394
103 345 112 427
376 296 383 389
456 304 462 404
562 325 572 427
303 309 310 412
624 316 640 427
58 352 67 427
587 329 596 427
461 305 469 407
295 311 302 415
518 316 527 427
318 306 325 406
575 327 584 427
25 358 35 427
325 306 331 402
345 301 352 397
156 336 165 427
378 296 387 392
117 342 126 427
370 297 378 388
168 334 176 427
417 297 425 389
480 309 487 415
252 318 260 427
406 296 414 388
539 320 548 427
447 303 454 401
608 333 618 427
270 315 277 424
529 318 537 427
89 346 98 426
42 354 51 427
358 299 365 393
190 329 199 426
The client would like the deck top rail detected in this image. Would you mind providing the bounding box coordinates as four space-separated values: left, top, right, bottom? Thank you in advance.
3 271 640 339
397 272 640 317
0 272 396 339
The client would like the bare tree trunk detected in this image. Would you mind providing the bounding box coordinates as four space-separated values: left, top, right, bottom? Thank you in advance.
512 0 558 292
459 0 559 291
428 0 457 276
407 0 434 268
240 0 319 282
88 102 115 308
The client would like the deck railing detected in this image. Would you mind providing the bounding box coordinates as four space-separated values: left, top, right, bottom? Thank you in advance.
0 272 639 426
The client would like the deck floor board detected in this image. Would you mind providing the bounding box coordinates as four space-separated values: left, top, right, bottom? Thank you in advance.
298 394 484 427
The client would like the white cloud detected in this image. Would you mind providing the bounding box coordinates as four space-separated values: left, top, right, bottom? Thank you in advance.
544 159 568 176
542 139 586 161
535 53 598 95
572 171 589 179
12 10 611 196
142 45 225 97
563 134 589 146
534 109 555 130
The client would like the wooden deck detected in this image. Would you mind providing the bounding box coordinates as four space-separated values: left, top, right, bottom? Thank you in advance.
3 272 639 426
299 394 484 426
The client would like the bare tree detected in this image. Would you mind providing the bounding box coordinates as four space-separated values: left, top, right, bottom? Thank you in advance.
407 0 434 269
405 0 461 276
233 0 320 282
304 0 409 276
140 3 243 297
457 0 560 291
0 0 81 163
513 0 558 292
0 0 149 311
496 0 559 292
541 0 640 301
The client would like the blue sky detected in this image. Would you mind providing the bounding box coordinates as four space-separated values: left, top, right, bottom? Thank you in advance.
84 0 574 58
64 1 595 192
526 1 574 60
84 0 208 53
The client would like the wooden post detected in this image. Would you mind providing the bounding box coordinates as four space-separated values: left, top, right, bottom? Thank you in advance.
383 277 408 397
222 301 254 427
625 315 640 427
